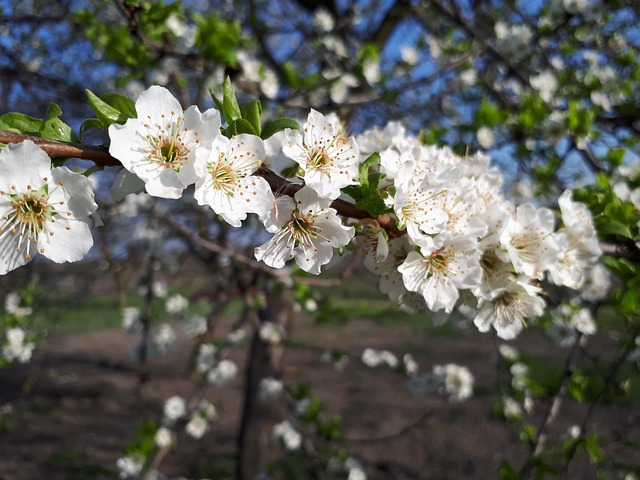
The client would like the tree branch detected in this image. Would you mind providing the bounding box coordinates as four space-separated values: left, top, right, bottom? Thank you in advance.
0 130 403 238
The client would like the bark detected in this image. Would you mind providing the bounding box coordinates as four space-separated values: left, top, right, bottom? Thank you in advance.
237 282 294 480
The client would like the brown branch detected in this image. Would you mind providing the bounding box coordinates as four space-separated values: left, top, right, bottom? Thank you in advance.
600 240 640 264
0 130 404 238
0 130 120 167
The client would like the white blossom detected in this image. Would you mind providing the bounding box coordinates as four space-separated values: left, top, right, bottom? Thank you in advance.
207 359 238 385
580 264 612 302
403 353 419 376
477 126 495 149
361 348 398 368
196 343 217 373
498 204 559 280
283 110 359 200
433 363 474 401
255 186 355 274
273 420 302 451
165 293 189 314
398 235 482 314
503 397 523 418
2 327 35 363
259 322 286 345
0 141 97 274
475 277 546 339
155 427 173 448
122 306 142 333
259 377 284 402
116 454 145 479
109 86 220 199
194 134 273 226
163 395 186 422
149 323 177 354
313 8 334 31
185 414 209 439
400 46 419 65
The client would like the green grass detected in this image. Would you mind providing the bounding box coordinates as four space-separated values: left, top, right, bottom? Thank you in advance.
30 295 122 335
44 450 116 479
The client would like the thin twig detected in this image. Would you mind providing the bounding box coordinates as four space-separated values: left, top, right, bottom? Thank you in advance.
162 214 345 287
519 333 585 479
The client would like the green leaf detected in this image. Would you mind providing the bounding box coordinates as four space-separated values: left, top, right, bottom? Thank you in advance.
475 100 503 127
585 434 604 463
621 290 638 314
86 89 128 127
343 182 388 217
193 13 241 65
240 100 262 136
0 112 42 135
210 89 225 115
595 217 632 238
498 461 523 480
357 153 381 188
100 93 137 119
601 256 636 280
229 118 257 136
79 118 104 141
261 118 299 139
40 103 75 142
222 77 241 122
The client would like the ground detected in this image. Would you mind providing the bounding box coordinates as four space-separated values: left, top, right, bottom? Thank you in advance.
0 313 638 480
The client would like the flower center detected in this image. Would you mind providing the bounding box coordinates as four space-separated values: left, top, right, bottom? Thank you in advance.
424 247 454 278
208 156 238 195
1 186 53 260
144 112 198 171
307 148 332 170
510 233 539 262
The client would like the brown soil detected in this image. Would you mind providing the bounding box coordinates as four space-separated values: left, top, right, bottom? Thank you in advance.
0 316 638 480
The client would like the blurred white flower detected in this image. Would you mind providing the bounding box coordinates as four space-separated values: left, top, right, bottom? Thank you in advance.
116 454 145 479
207 359 238 386
163 395 186 422
185 414 209 439
259 377 284 402
273 420 302 451
477 126 495 149
400 46 419 65
258 322 286 345
165 294 189 314
155 427 173 448
149 323 177 354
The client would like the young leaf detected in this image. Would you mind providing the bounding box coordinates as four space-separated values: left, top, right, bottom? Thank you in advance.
229 118 257 136
0 112 43 135
240 100 262 136
86 89 128 127
222 77 241 122
357 153 381 188
261 118 299 139
100 93 137 119
40 103 75 142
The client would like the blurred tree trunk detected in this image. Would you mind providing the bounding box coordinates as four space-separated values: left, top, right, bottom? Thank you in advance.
237 281 293 480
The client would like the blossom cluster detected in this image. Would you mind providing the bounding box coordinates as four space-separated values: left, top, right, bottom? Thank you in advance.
1 84 605 341
358 123 601 339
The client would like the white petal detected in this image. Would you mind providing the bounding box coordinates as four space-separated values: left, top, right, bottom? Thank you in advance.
50 167 98 219
135 85 183 121
38 216 93 263
0 140 50 192
255 234 294 269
